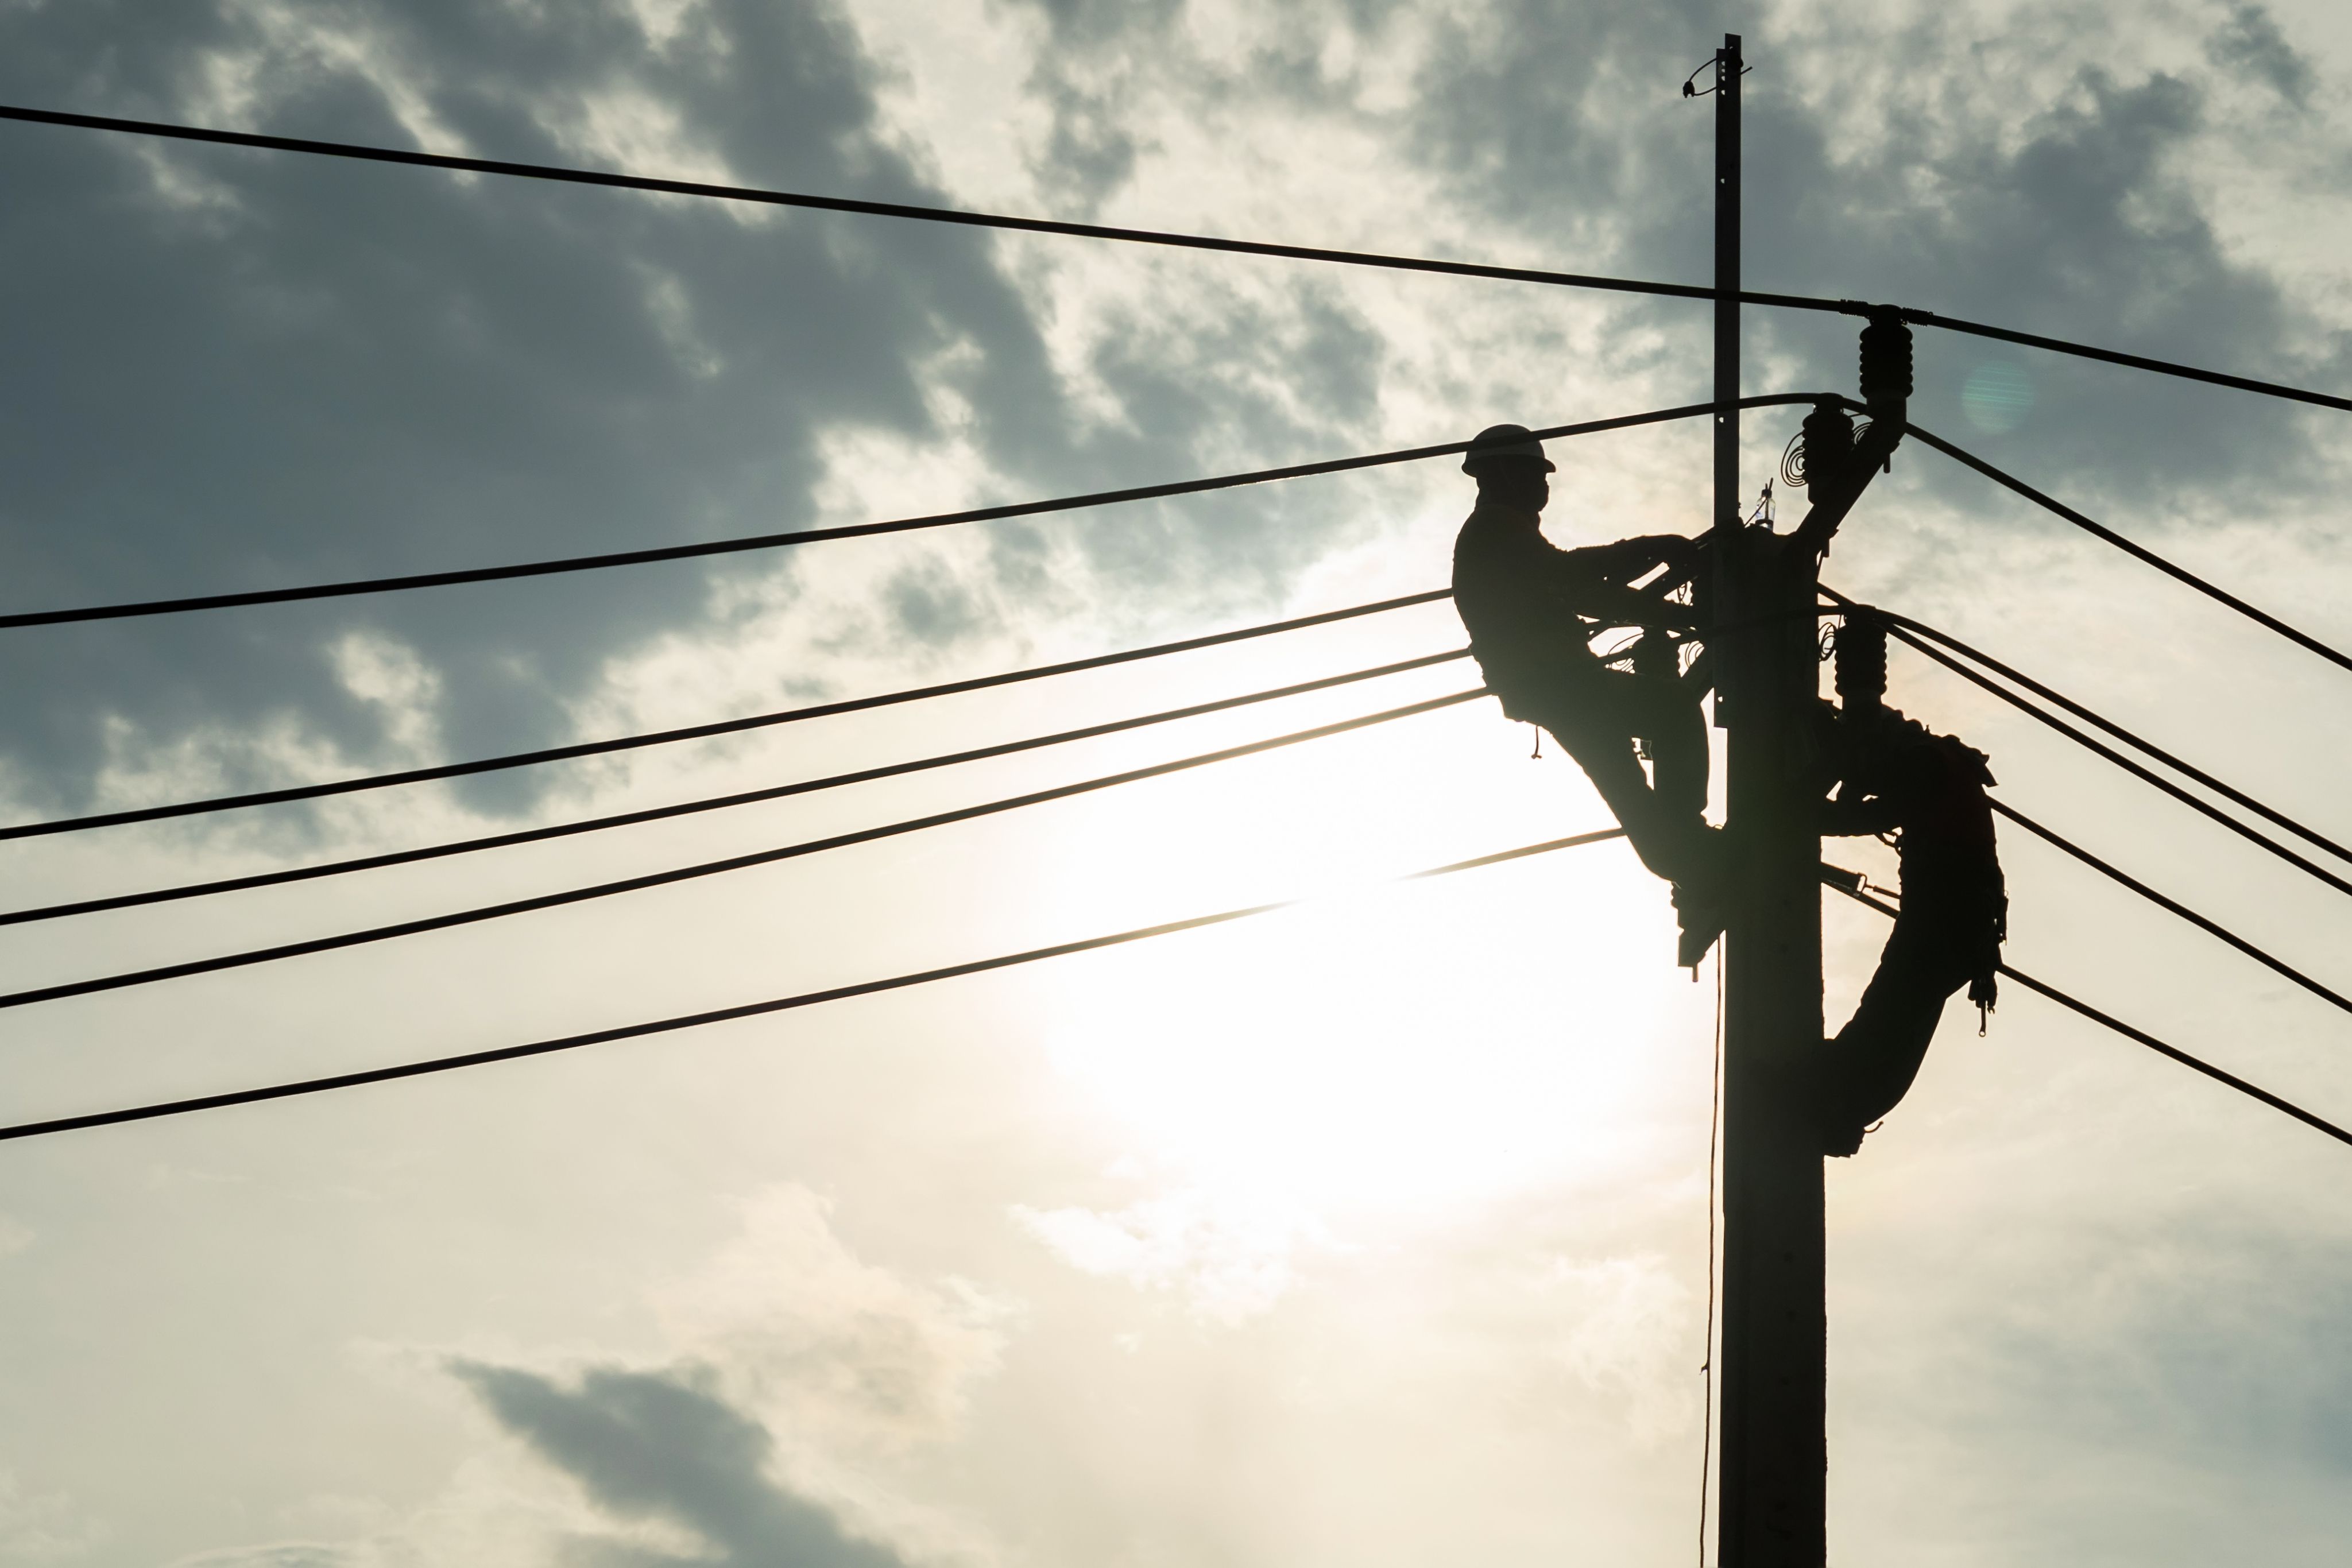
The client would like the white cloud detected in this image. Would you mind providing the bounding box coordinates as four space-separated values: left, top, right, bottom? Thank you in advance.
1539 1253 1697 1447
654 1184 1013 1449
1012 1186 1328 1325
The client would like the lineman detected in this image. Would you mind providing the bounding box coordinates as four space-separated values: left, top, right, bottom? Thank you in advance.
1450 423 1723 961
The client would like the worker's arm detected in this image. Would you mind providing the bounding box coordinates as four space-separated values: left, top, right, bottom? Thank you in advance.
1572 533 1702 585
1542 535 1704 628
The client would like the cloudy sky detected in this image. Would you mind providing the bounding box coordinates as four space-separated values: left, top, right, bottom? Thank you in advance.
0 0 2348 1563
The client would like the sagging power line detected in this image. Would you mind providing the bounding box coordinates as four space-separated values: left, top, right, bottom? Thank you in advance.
0 401 1805 629
0 590 1454 841
1843 595 2352 865
0 649 1471 927
0 690 1483 1012
1839 600 2352 899
5 102 2347 415
1989 800 2352 1019
0 828 1631 1142
1896 419 2352 675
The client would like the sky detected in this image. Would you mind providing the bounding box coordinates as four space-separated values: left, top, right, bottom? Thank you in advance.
0 0 2347 1563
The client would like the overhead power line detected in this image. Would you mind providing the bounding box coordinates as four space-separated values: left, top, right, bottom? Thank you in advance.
0 103 1730 301
0 399 1784 629
1994 966 2352 1151
1990 799 2352 1019
1899 419 2352 675
0 589 1454 841
8 104 2349 415
1825 880 2352 1152
0 827 1628 1143
1 649 1470 927
0 396 1831 630
0 690 1484 1013
1892 309 2352 418
1840 595 2352 869
1842 602 2352 900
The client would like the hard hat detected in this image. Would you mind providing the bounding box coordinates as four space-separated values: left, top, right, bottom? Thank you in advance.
1461 423 1555 475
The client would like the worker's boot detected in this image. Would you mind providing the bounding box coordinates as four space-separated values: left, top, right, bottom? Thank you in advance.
1668 822 1729 967
1673 881 1724 967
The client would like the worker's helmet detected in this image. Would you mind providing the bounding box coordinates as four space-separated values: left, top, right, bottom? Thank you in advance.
1461 423 1556 476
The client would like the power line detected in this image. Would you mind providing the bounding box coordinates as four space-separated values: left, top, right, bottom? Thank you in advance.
1824 880 2352 1151
1997 966 2352 1151
0 400 1785 629
0 102 1730 304
9 103 2350 416
0 827 1627 1143
1894 308 2352 417
1899 420 2352 675
0 649 1469 927
1852 608 2352 900
1833 594 2352 869
0 589 1454 841
1991 798 2352 1019
0 690 1484 1013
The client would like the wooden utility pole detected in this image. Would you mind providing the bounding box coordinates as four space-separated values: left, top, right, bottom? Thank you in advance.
1709 31 1831 1568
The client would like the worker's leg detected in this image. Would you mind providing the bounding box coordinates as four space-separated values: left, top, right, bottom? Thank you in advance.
1629 669 1710 820
1525 679 1717 891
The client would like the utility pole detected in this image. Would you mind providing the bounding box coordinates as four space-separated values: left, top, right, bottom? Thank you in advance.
1709 30 1831 1568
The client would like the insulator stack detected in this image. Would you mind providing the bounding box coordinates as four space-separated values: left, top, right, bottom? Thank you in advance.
1858 312 1914 414
1800 401 1855 498
1835 615 1888 712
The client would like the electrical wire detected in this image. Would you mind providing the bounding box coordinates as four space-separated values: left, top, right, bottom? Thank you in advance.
1899 420 2352 675
1990 798 2352 1019
0 827 1628 1143
0 690 1485 1013
0 397 1811 629
1894 307 2352 418
0 102 1727 304
9 103 2350 416
0 589 1454 842
1996 966 2352 1151
1824 590 2352 870
0 649 1471 927
1825 879 2352 1151
1861 612 2352 899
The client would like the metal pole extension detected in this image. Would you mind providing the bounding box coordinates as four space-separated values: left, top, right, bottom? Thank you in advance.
1711 35 1741 527
1711 31 1831 1568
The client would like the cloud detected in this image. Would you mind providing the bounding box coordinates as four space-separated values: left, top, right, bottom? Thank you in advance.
0 0 1073 815
2208 2 2315 107
167 1548 349 1568
1538 1254 1695 1446
452 1361 916 1568
1012 1186 1325 1324
0 1467 100 1562
652 1186 1011 1450
0 0 1415 827
991 0 2351 519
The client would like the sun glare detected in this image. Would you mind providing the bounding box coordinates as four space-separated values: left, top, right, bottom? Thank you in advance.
1024 713 1686 1223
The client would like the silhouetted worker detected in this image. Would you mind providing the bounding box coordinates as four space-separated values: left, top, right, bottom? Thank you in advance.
1450 424 1722 959
1815 617 2007 1155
